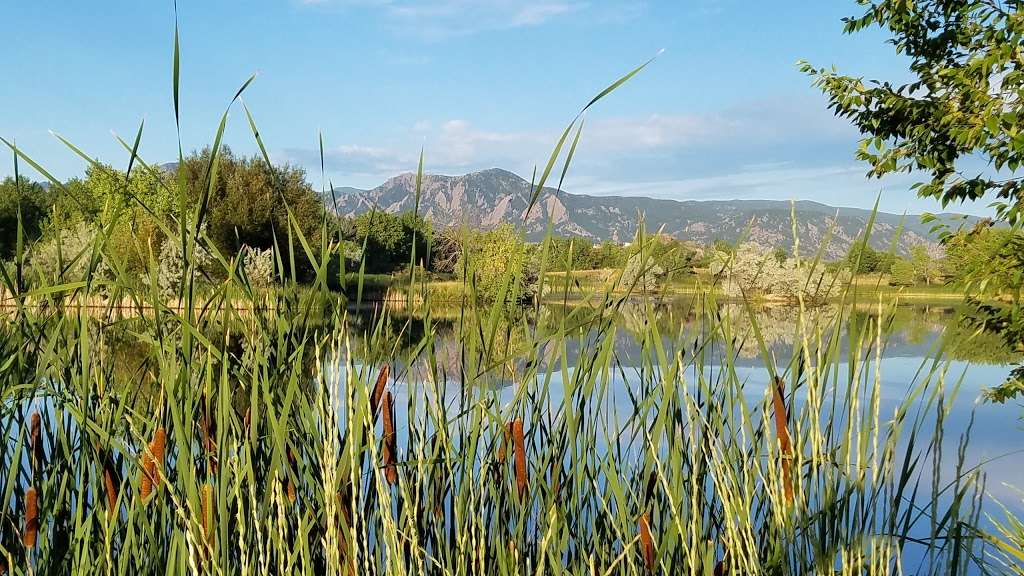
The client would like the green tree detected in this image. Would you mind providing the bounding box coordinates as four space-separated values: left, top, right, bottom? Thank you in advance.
458 224 536 305
353 211 432 274
909 244 942 285
944 224 1024 294
176 148 327 261
801 2 1024 224
544 236 597 271
0 177 53 260
803 1 1024 399
889 258 916 287
846 241 895 274
588 241 628 269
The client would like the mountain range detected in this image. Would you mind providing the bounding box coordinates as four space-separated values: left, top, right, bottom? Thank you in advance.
328 168 975 258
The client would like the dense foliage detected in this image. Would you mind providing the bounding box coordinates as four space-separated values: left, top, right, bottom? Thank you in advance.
801 0 1024 224
804 0 1024 400
0 177 53 261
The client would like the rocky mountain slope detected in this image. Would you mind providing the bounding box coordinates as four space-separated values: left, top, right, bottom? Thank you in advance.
329 168 974 258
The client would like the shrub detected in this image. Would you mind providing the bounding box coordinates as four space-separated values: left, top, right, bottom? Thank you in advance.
621 251 665 292
711 241 846 302
29 222 110 283
155 238 212 299
458 224 537 304
242 245 276 288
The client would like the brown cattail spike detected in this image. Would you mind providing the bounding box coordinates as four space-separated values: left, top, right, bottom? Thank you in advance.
30 412 44 475
771 377 794 504
200 403 218 474
381 391 398 485
638 511 655 571
713 550 730 576
103 456 119 519
496 424 510 464
139 450 154 500
370 365 390 421
140 427 166 501
286 448 297 503
511 419 528 499
23 487 39 549
149 427 166 484
200 483 213 546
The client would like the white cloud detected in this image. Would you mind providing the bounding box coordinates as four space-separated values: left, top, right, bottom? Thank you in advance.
277 97 966 213
301 0 598 38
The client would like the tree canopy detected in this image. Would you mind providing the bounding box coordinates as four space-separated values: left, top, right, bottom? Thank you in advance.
804 0 1024 399
801 0 1024 224
0 177 53 260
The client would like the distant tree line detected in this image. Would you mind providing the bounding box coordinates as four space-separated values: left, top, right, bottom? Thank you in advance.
3 150 1019 305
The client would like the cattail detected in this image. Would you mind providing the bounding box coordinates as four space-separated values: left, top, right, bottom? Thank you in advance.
638 511 655 571
771 377 794 504
644 470 657 503
139 450 154 500
23 487 38 549
140 427 166 500
495 424 510 464
713 550 730 576
150 427 166 482
103 457 119 518
200 483 213 545
370 365 390 421
286 448 297 503
243 406 252 433
510 419 528 499
337 484 353 527
381 391 398 485
200 404 218 474
30 411 44 475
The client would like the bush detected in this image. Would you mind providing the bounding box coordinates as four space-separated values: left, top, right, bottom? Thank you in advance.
622 251 665 292
711 241 847 302
458 224 537 304
29 222 110 283
242 245 276 288
155 238 212 299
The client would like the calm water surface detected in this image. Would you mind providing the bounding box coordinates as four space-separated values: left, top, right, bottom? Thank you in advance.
351 299 1024 511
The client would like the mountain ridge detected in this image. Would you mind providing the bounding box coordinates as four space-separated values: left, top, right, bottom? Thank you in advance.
329 168 977 258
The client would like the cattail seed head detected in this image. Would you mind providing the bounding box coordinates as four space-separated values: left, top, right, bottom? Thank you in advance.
139 452 154 500
370 365 390 421
381 391 398 485
23 487 38 549
200 405 218 474
140 427 166 501
200 483 213 544
103 457 119 519
510 419 527 499
771 377 794 504
149 427 166 479
495 424 510 464
638 511 655 571
30 412 44 475
286 448 297 504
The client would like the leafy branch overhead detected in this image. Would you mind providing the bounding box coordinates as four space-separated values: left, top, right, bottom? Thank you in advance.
800 0 1024 224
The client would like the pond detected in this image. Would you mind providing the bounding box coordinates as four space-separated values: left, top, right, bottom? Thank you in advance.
350 297 1024 512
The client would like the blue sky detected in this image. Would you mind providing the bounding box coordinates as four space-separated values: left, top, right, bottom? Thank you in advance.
0 1 995 216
